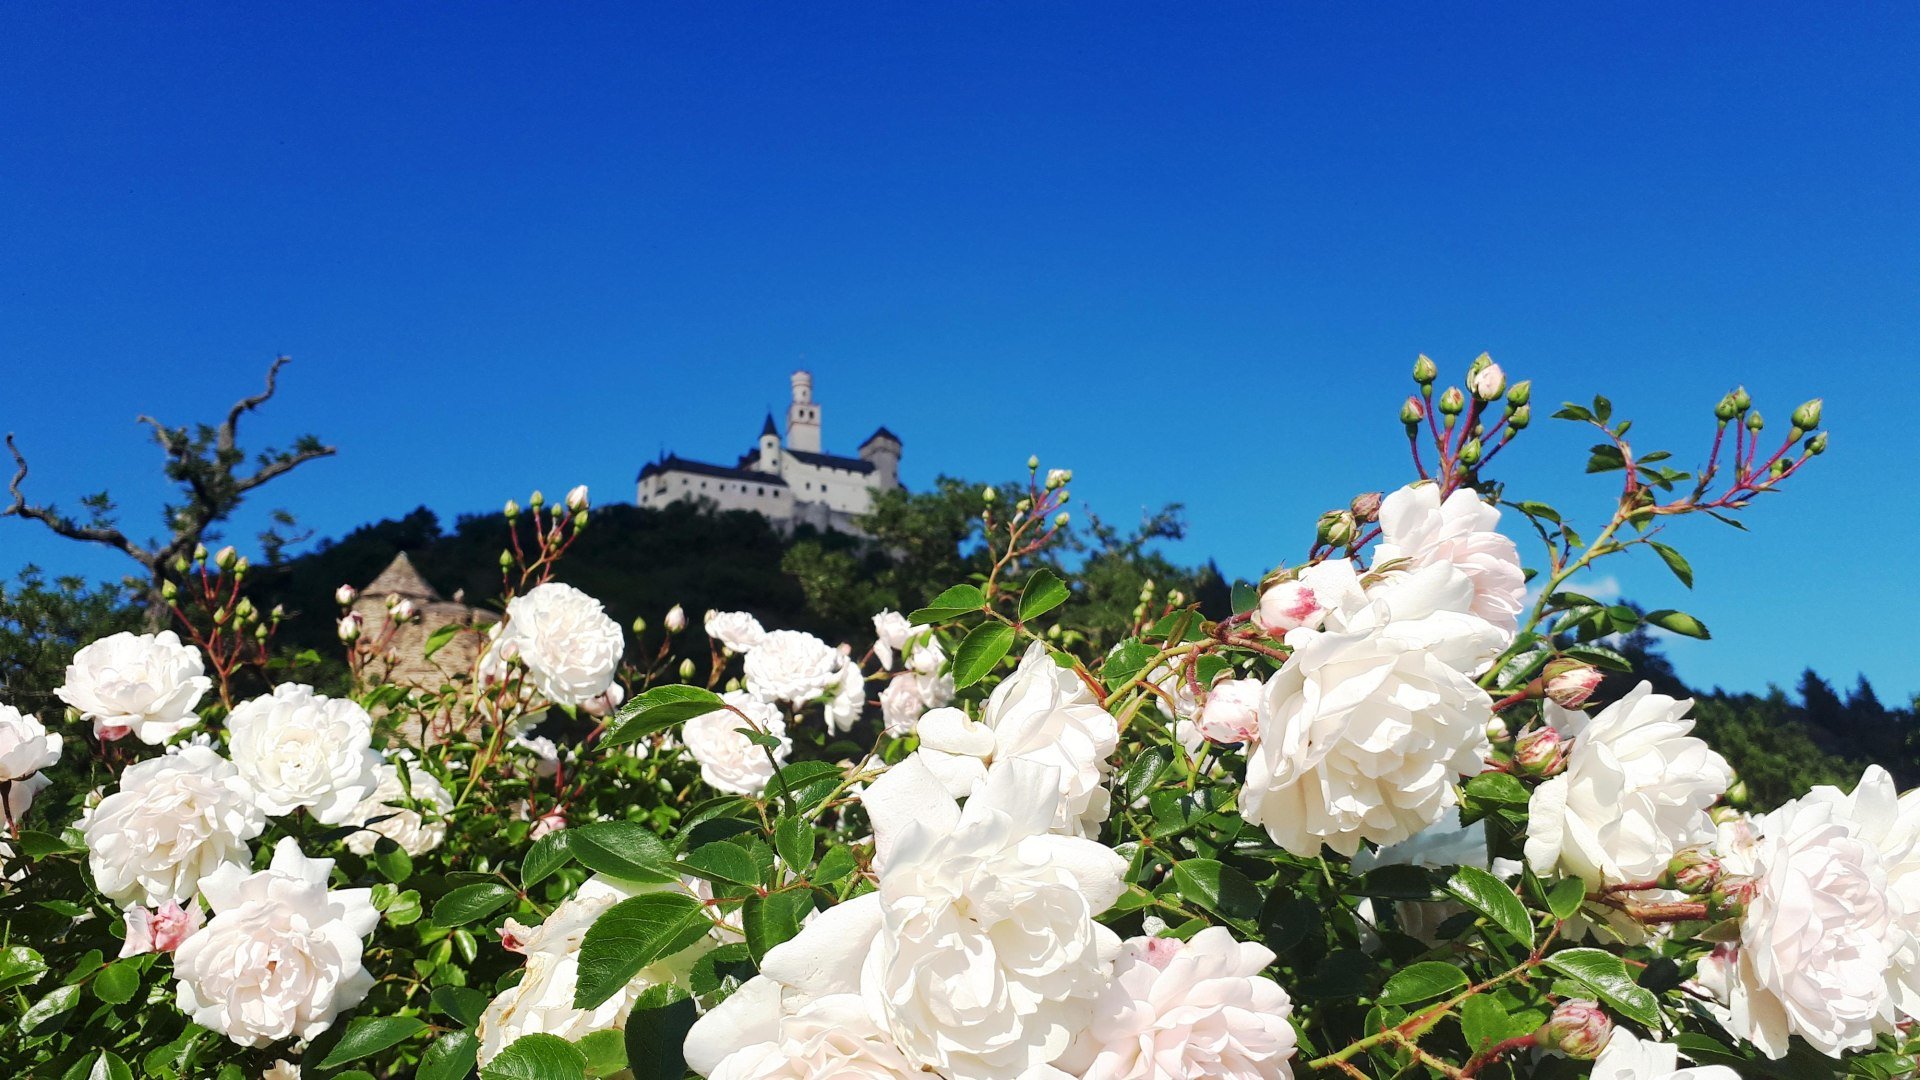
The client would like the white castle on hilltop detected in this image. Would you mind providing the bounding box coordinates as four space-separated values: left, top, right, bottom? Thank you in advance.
635 371 902 535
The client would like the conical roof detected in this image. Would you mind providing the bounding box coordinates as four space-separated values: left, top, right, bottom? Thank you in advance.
361 552 442 602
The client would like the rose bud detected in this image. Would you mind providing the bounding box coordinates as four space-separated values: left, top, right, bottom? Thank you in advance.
1350 491 1383 523
1400 396 1425 426
504 498 520 519
665 604 687 633
1316 509 1357 547
391 598 418 623
581 683 626 719
1791 398 1823 431
1472 362 1507 401
1412 354 1438 384
1438 386 1466 416
336 612 364 643
1512 726 1567 777
214 545 239 571
120 900 204 957
678 658 697 680
1046 468 1072 489
1544 659 1603 710
1665 848 1722 894
335 584 357 607
566 484 590 512
1539 1000 1613 1059
1257 578 1324 634
1506 379 1532 407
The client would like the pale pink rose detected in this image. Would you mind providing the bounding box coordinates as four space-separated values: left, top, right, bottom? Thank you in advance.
120 899 205 957
1192 678 1262 746
1374 485 1526 641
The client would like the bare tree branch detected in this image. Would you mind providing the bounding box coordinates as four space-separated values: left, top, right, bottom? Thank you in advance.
220 355 289 456
236 444 336 494
3 433 154 566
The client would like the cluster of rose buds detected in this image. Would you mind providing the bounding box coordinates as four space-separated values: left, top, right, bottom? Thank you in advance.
500 485 592 591
1403 352 1530 492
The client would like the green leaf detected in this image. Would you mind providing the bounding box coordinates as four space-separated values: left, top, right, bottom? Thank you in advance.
814 844 857 885
91 959 140 1005
569 822 678 884
432 985 491 1028
773 815 813 875
1121 746 1175 807
682 841 764 886
0 945 47 993
1563 643 1633 672
370 835 413 883
1459 994 1516 1053
1354 864 1434 901
1545 877 1588 921
423 621 464 659
1377 961 1469 1006
418 1031 480 1080
743 889 816 963
1541 947 1661 1026
1446 865 1534 946
1646 609 1711 639
1170 859 1262 923
624 987 697 1080
432 882 517 927
318 1016 428 1067
1017 568 1070 623
908 584 986 624
1647 540 1693 588
576 1029 628 1077
1102 638 1157 690
1229 580 1259 614
22 983 81 1035
79 1051 134 1080
522 831 574 889
574 893 713 1010
605 685 726 746
481 1033 588 1080
951 621 1015 689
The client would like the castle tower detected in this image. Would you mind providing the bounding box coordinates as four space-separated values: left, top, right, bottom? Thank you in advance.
859 426 903 491
787 370 822 453
754 413 781 473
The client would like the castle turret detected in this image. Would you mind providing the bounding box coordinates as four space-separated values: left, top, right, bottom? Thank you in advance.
787 370 821 453
859 426 903 491
754 413 782 473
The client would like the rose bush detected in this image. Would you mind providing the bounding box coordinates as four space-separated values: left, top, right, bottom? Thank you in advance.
5 360 1902 1080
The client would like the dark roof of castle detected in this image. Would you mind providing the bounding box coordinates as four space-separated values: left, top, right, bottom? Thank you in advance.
787 448 875 474
860 426 902 449
637 454 789 486
761 413 779 438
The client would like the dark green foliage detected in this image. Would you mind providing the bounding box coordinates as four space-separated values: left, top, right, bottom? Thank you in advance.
0 567 141 720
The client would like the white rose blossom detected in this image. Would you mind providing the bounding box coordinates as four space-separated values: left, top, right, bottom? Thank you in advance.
226 684 382 824
878 672 928 735
83 744 266 908
1525 682 1733 889
743 629 842 707
1254 559 1366 635
705 610 767 653
342 753 454 858
478 876 712 1063
914 641 1120 834
1373 484 1527 641
682 691 791 795
685 757 1128 1080
56 629 212 744
1190 676 1263 747
262 1060 301 1080
498 582 624 706
1056 927 1298 1080
173 837 379 1047
1242 563 1503 857
823 662 867 734
0 702 61 781
1590 1029 1738 1080
871 609 913 669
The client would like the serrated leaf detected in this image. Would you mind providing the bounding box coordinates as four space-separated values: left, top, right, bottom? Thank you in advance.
624 987 697 1080
1446 865 1533 946
431 985 490 1028
681 841 764 886
91 959 139 1005
1102 639 1157 690
773 816 813 875
480 1033 587 1080
813 844 857 885
82 1051 133 1080
1541 947 1661 1026
908 584 986 624
1647 540 1693 588
418 1031 479 1080
569 822 678 884
574 893 713 1010
1121 746 1175 806
951 621 1015 689
432 882 516 928
522 831 573 889
1377 961 1468 1005
1459 993 1516 1053
1017 568 1070 623
1546 876 1588 921
605 685 726 746
743 889 816 963
22 983 81 1035
1646 609 1711 639
318 1016 428 1067
1170 860 1262 923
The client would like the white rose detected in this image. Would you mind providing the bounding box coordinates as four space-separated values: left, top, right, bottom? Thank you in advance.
174 837 378 1047
499 583 624 706
342 753 453 858
705 610 767 653
227 684 382 824
1717 776 1901 1058
683 692 791 795
262 1060 301 1080
703 992 917 1080
878 672 927 736
871 610 913 669
914 641 1119 835
1242 569 1499 857
477 876 710 1063
685 757 1126 1080
1255 559 1366 635
1057 927 1298 1080
1191 677 1262 746
743 630 842 707
1525 682 1732 889
83 744 266 907
1591 1029 1738 1080
823 662 867 734
512 730 565 775
0 702 61 780
4 773 49 824
56 630 212 744
1373 484 1527 641
904 633 944 677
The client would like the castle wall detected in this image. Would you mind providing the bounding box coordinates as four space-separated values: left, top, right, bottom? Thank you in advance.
637 472 793 520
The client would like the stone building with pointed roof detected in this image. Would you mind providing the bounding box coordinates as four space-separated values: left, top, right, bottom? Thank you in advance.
351 553 495 736
635 371 902 536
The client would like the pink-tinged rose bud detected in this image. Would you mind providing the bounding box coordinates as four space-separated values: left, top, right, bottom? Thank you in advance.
214 545 239 571
1544 659 1603 709
334 584 357 607
529 810 567 840
1193 678 1262 745
391 598 418 623
1438 386 1466 416
581 683 626 718
1512 726 1567 777
665 604 687 633
1665 848 1722 894
1472 362 1507 401
1256 579 1323 634
120 900 203 957
337 612 363 643
1539 999 1612 1059
95 723 133 742
1400 396 1425 425
566 484 590 512
1349 491 1383 523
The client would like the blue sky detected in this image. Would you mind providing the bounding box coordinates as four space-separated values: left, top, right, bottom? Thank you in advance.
2 4 1915 697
